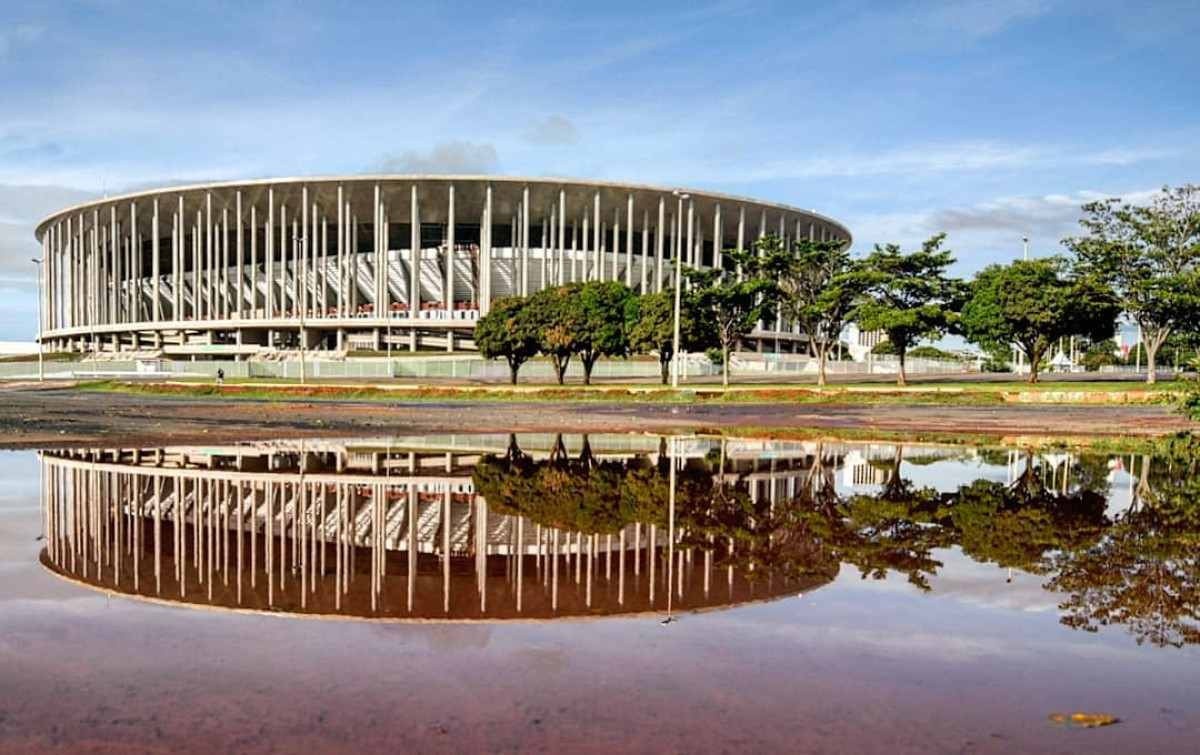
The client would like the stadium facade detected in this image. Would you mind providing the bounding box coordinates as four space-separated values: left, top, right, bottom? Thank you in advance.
34 176 851 357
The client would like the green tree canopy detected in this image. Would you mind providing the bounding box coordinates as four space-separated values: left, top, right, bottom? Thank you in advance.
855 234 965 386
686 235 792 387
574 281 634 384
473 296 540 384
778 238 867 386
527 284 583 384
627 288 713 385
1065 185 1200 384
960 257 1120 383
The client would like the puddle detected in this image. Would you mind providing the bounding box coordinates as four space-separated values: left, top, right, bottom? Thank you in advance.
3 433 1198 752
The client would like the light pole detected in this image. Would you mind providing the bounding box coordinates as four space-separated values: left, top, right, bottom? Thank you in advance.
31 257 44 382
1022 236 1029 261
670 191 689 388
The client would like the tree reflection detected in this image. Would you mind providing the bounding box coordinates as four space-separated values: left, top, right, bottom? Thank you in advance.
947 453 1110 574
1046 436 1200 648
474 436 1200 647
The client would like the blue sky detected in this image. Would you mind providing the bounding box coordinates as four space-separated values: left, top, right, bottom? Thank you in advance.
1 0 1197 339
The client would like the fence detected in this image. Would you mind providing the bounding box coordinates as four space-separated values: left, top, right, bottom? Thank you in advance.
0 352 966 382
732 353 972 377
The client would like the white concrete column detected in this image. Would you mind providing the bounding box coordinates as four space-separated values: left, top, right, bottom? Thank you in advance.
737 206 746 280
279 202 288 317
540 212 548 290
221 206 230 320
521 185 530 296
557 189 566 286
592 191 601 281
446 183 455 314
107 207 116 325
320 208 328 316
206 193 215 320
639 209 649 293
582 212 590 282
67 217 75 329
236 191 244 319
175 196 184 320
566 214 575 283
249 204 257 318
151 199 160 323
310 199 319 319
373 184 382 314
350 212 358 313
66 217 75 329
686 199 694 282
292 217 300 323
656 197 665 292
266 188 275 319
410 184 420 313
194 211 202 320
301 186 310 319
713 203 722 271
336 185 344 317
612 210 620 283
625 194 634 286
129 201 139 324
482 183 492 313
90 213 98 329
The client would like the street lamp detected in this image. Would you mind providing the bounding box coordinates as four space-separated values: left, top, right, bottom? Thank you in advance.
1022 236 1029 261
670 191 689 388
31 257 44 382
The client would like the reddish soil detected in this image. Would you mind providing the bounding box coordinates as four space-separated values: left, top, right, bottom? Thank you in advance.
0 384 1191 449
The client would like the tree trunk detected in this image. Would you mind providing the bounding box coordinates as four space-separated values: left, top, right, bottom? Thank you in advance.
816 346 828 387
896 347 907 387
660 353 670 385
508 359 519 385
1145 339 1160 385
553 355 569 385
582 354 595 385
722 342 730 389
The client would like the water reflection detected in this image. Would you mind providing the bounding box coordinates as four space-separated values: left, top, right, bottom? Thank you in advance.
37 435 837 621
36 434 1200 645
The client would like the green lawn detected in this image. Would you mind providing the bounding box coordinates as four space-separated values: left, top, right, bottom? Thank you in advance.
74 377 1188 408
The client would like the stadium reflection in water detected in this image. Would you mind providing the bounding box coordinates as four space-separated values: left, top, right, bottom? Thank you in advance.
37 434 839 621
36 433 1200 646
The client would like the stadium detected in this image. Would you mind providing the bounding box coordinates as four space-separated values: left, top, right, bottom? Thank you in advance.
34 176 851 357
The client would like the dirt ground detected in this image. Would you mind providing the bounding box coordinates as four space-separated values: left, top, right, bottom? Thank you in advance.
0 383 1192 449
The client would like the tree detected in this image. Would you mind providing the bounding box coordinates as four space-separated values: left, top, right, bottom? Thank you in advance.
1065 185 1200 384
473 296 540 384
627 288 712 384
778 239 867 386
854 234 964 386
528 285 582 384
960 258 1120 383
686 235 792 387
573 281 634 385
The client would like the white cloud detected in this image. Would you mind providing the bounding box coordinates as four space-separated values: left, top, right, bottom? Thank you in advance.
523 115 580 146
374 141 500 174
0 184 97 282
930 187 1162 237
846 186 1165 270
739 142 1173 182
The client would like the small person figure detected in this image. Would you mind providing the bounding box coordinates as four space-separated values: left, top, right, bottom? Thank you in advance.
216 368 225 385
